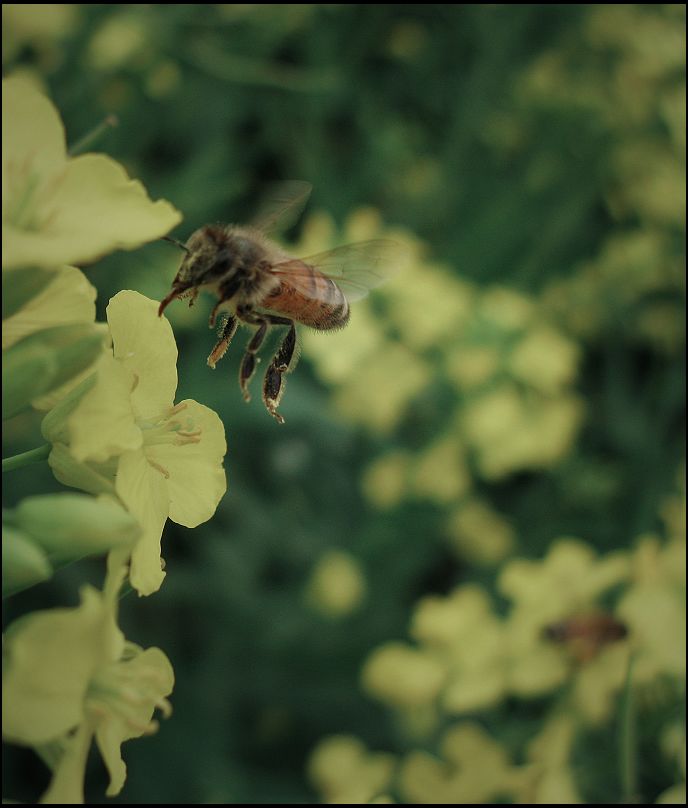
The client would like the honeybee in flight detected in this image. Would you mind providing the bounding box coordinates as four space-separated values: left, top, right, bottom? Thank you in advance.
159 182 399 423
543 612 628 663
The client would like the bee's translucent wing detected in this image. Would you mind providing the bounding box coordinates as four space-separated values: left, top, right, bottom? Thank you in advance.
252 181 313 235
271 240 402 302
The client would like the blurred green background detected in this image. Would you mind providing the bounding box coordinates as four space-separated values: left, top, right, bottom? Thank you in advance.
3 4 685 804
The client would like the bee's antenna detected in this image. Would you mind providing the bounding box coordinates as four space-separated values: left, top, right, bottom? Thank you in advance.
162 236 190 254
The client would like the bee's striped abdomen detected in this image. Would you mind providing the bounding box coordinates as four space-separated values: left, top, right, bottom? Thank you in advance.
261 266 350 330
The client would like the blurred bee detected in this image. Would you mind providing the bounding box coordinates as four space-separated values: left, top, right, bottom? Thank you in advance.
543 612 628 663
159 182 399 424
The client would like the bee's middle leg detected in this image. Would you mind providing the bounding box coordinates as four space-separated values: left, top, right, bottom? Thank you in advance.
236 307 271 402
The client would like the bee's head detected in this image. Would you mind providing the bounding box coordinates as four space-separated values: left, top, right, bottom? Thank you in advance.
158 226 230 317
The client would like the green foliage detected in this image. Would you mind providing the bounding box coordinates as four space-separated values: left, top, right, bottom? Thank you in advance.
3 4 685 805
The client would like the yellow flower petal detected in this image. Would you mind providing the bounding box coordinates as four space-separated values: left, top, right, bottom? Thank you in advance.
2 588 104 745
39 722 94 805
2 265 102 411
2 266 95 350
69 353 142 463
3 77 181 269
2 75 65 207
115 449 169 596
94 647 174 797
4 154 181 269
150 400 227 528
106 291 178 418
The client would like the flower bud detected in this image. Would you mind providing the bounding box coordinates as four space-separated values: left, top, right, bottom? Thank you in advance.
2 526 52 595
3 324 105 419
14 493 140 563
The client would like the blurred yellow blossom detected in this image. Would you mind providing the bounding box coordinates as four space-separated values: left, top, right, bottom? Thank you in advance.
411 585 508 713
42 291 227 596
86 11 148 71
618 533 686 684
410 435 471 504
303 302 386 386
656 784 687 805
611 141 686 227
332 343 430 433
307 735 396 805
655 723 686 805
399 723 516 804
499 538 630 618
462 386 585 480
2 76 181 269
445 498 516 566
517 713 583 804
570 643 631 724
145 60 182 99
508 325 581 394
383 266 474 351
361 642 447 709
361 450 412 510
305 550 367 618
479 286 534 331
445 344 500 392
2 4 77 63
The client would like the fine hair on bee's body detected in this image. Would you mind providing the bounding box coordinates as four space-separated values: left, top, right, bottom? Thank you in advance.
159 182 397 424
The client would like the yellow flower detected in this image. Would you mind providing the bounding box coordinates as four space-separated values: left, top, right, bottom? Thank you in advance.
2 562 174 803
43 291 227 596
2 75 181 269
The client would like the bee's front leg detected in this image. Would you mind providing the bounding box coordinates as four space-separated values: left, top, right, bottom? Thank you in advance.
207 315 238 369
208 276 243 328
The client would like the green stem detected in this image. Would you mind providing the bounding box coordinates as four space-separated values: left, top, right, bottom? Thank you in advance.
620 653 638 803
68 114 119 156
2 444 51 472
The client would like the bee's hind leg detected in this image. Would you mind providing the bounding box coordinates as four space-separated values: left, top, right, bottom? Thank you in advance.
207 314 239 369
262 317 297 425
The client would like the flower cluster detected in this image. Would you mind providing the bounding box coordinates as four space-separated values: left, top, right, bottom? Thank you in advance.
2 76 227 803
308 492 686 803
292 207 583 570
